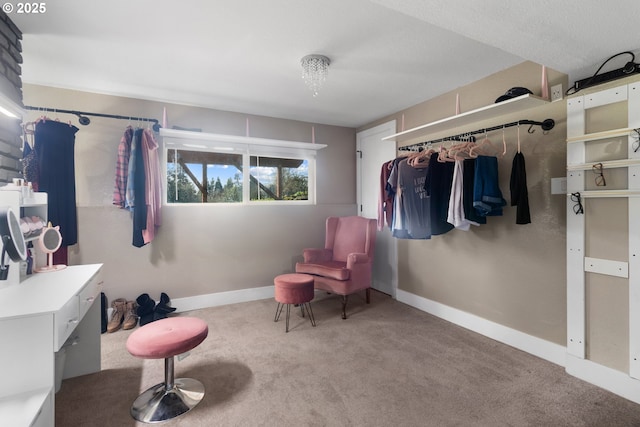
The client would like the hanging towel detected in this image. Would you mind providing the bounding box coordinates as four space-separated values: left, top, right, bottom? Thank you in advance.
510 152 531 224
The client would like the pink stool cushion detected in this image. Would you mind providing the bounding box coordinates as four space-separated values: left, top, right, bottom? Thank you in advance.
274 273 314 305
126 317 209 359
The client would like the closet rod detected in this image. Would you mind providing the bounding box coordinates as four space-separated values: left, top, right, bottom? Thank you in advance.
24 105 162 132
398 118 555 151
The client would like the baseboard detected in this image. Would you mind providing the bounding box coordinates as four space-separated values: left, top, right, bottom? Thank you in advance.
566 354 640 405
395 289 566 367
171 286 274 313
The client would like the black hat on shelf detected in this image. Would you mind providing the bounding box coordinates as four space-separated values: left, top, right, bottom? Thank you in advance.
495 87 533 103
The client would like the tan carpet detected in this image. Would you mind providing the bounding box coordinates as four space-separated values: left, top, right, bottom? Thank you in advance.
55 291 640 426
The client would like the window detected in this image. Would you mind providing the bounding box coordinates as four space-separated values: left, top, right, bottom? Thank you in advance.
167 150 243 203
250 156 309 201
161 129 325 205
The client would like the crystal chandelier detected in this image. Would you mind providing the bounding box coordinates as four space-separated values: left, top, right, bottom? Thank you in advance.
301 54 331 97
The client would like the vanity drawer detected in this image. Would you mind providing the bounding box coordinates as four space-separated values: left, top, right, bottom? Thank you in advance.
78 271 103 319
54 295 79 351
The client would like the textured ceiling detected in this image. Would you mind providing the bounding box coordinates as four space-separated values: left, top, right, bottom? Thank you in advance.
10 0 640 128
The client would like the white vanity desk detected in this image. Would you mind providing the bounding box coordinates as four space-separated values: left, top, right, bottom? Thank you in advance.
0 263 103 427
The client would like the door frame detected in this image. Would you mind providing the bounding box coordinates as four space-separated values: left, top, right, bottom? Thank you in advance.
356 120 397 297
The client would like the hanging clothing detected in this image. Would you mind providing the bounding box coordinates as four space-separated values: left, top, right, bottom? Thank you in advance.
140 129 162 244
447 160 479 231
510 152 531 224
377 159 395 231
424 152 454 236
125 132 139 210
132 129 147 247
387 158 410 239
34 119 79 247
462 159 486 225
472 155 506 217
113 126 133 208
397 158 431 239
22 141 39 191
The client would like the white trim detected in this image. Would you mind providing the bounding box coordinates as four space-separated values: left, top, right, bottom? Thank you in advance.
566 127 635 144
160 127 327 155
382 94 549 143
171 285 274 313
396 289 566 366
566 354 640 404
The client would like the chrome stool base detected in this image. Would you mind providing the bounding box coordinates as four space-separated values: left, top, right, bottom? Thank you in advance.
131 377 205 423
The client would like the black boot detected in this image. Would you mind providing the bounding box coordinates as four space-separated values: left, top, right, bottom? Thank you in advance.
136 293 156 326
153 292 177 321
100 292 108 334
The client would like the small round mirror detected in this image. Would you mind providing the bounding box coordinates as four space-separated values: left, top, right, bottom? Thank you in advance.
35 222 66 273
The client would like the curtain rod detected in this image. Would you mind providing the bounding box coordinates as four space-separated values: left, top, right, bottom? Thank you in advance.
398 118 555 151
24 105 162 131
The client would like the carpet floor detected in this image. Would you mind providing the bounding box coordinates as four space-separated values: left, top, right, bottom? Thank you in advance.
55 291 640 426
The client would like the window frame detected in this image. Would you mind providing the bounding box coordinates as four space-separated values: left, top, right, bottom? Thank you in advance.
160 128 325 206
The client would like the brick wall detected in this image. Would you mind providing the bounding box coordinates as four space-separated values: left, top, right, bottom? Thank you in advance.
0 10 22 184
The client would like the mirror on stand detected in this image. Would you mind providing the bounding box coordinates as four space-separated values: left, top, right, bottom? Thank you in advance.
34 222 66 273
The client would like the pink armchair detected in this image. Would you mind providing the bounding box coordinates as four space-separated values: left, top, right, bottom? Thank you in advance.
295 216 377 319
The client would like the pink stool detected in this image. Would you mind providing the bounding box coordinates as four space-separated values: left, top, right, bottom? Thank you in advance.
126 317 209 423
274 273 316 332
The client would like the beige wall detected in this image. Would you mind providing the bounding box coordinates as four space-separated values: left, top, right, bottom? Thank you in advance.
359 61 570 346
24 61 571 346
23 84 357 301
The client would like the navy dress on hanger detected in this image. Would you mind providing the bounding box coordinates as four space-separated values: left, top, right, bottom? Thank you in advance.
35 119 79 247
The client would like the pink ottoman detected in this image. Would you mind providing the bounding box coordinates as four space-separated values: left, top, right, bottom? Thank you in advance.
274 273 316 332
126 317 209 423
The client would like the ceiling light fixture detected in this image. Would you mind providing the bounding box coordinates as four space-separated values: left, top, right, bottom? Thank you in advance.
301 54 330 97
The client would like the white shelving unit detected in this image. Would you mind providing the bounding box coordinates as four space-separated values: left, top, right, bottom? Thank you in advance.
382 94 550 143
565 77 640 402
0 191 103 427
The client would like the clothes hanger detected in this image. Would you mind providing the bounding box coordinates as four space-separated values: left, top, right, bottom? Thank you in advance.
410 143 436 167
517 123 521 153
437 140 455 162
469 130 497 158
449 135 475 160
500 126 507 157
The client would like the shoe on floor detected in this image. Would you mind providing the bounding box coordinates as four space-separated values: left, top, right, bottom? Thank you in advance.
122 301 138 330
136 293 156 327
107 298 127 333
